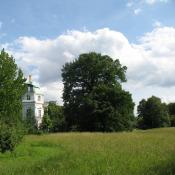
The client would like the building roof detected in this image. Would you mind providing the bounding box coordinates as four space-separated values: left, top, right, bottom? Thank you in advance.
26 82 44 95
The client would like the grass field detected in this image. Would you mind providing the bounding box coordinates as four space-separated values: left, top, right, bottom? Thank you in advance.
0 128 175 175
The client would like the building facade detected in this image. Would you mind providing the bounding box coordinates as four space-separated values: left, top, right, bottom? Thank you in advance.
22 76 44 125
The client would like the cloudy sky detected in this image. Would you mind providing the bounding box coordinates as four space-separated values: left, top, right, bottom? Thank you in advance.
0 0 175 108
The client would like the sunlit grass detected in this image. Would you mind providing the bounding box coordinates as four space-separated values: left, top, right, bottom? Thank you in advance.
0 128 175 175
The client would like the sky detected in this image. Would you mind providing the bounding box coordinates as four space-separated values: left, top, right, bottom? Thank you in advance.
0 0 175 109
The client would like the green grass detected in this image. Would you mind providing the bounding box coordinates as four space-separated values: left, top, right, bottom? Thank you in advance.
0 128 175 175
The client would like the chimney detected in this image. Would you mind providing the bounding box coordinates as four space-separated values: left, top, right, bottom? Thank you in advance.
29 75 32 83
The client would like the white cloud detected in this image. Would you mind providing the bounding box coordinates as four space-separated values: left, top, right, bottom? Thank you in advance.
144 0 169 5
126 1 133 7
126 0 168 8
153 20 162 27
4 26 175 106
134 8 142 15
135 27 175 91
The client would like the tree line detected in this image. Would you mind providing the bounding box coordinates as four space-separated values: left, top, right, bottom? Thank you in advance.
0 49 175 153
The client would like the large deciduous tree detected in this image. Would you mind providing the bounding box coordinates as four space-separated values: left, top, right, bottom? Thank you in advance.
0 49 26 123
0 49 26 153
62 52 135 131
137 96 170 129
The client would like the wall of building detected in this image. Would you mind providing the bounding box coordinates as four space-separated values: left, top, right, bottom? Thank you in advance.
22 83 44 126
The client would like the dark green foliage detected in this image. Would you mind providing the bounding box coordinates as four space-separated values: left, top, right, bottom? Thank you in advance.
137 96 170 129
71 84 134 131
167 103 175 127
25 108 38 134
0 49 26 123
0 121 24 153
62 52 135 131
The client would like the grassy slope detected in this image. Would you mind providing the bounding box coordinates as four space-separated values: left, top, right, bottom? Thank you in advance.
0 128 175 175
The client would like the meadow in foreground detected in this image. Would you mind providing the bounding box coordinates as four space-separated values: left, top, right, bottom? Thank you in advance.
0 128 175 175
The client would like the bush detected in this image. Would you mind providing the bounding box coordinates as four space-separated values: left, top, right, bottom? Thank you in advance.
0 122 24 153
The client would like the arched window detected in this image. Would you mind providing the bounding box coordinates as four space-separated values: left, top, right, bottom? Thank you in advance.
38 95 41 101
28 86 33 92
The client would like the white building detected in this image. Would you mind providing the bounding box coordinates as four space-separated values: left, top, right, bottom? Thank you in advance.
22 75 44 125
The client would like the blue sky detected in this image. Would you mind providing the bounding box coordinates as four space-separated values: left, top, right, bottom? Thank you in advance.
0 0 175 106
0 0 174 42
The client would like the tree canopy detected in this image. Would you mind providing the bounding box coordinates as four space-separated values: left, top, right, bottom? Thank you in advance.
137 96 170 129
62 52 135 131
0 49 26 123
0 49 26 153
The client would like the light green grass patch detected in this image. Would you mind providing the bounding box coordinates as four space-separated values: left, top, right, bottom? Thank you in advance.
0 128 175 175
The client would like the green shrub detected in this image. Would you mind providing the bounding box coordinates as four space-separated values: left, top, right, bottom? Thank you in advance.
0 122 24 153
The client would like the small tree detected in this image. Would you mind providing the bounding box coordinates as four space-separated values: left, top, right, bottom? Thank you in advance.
40 113 52 132
25 108 38 134
46 103 65 132
137 96 170 129
0 121 24 153
48 104 66 132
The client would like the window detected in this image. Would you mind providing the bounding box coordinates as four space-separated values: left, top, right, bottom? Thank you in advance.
38 95 41 101
28 86 33 92
26 109 30 114
38 110 41 117
27 95 30 100
26 108 33 117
